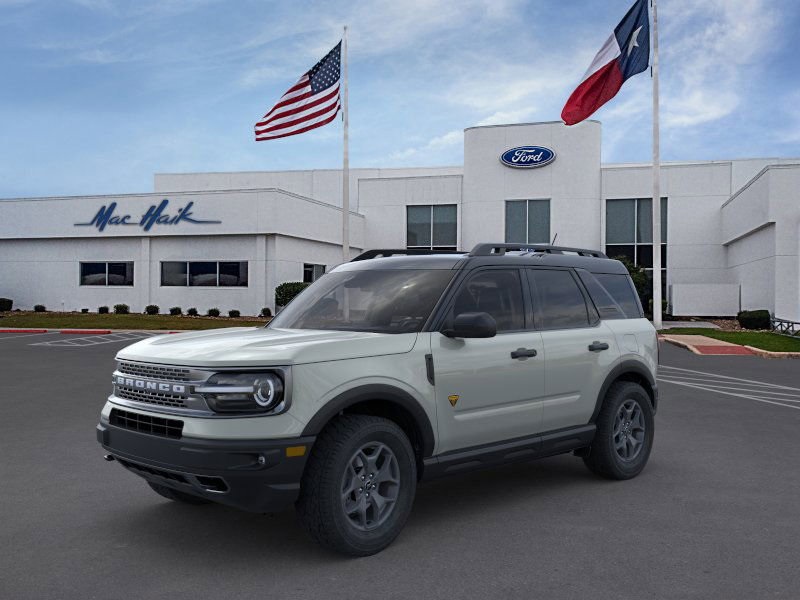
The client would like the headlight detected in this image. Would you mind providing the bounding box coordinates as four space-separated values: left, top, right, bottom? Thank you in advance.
196 372 285 414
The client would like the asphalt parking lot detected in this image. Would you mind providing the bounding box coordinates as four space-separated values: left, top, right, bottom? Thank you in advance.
1 331 799 599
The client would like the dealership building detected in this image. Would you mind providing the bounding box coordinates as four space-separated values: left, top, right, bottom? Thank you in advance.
1 120 799 321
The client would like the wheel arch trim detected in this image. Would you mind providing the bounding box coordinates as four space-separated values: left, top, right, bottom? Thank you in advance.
591 360 657 423
300 384 436 457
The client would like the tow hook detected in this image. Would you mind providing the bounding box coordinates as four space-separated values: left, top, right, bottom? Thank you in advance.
103 454 116 462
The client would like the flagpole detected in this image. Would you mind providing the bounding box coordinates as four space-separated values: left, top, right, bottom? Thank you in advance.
651 0 662 329
341 25 350 262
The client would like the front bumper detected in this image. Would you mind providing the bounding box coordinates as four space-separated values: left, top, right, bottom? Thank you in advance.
97 422 315 513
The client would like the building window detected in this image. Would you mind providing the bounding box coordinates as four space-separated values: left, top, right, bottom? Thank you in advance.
303 263 326 283
80 262 134 286
160 261 248 287
505 199 551 244
406 204 457 250
605 197 667 294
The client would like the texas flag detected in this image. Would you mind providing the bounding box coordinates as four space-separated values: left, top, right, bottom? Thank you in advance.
561 0 650 126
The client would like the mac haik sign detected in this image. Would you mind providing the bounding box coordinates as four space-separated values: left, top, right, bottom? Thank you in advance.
75 199 221 232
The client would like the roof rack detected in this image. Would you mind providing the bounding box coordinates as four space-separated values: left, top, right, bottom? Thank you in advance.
351 248 464 262
468 243 608 259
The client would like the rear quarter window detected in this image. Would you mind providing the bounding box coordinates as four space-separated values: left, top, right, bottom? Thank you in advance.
592 273 643 319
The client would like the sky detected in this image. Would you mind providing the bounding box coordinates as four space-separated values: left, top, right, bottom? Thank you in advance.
1 0 799 198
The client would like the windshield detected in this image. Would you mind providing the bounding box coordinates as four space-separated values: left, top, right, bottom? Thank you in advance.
269 269 455 333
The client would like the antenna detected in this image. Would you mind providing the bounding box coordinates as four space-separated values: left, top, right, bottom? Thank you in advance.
551 233 558 245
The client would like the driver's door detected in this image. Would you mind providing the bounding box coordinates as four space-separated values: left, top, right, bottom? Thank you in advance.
430 268 546 454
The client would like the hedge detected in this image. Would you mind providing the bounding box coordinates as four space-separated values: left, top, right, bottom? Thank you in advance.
114 304 130 315
0 298 12 312
275 282 310 307
737 310 771 330
144 305 159 315
169 307 182 316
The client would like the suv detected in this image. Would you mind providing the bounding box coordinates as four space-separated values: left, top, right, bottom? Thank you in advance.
97 243 657 556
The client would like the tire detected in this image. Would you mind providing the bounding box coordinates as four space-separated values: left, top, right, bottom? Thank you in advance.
583 381 655 480
147 481 211 505
296 414 417 556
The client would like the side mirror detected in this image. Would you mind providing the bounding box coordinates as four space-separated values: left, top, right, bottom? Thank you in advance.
442 312 497 339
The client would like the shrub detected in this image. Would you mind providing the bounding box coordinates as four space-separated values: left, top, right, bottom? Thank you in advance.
228 309 241 318
34 304 46 312
260 307 272 318
144 304 159 315
737 309 771 330
275 282 310 307
98 306 109 314
113 304 130 315
187 307 198 316
207 308 220 317
0 298 12 312
81 308 89 313
169 306 182 316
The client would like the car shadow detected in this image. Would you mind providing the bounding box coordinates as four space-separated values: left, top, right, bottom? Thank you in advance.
95 454 606 563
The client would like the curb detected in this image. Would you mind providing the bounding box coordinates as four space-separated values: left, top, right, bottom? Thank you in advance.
743 345 800 359
660 337 702 355
0 329 49 334
60 329 113 334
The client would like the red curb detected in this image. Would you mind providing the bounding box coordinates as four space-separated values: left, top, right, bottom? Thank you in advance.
0 329 49 333
60 329 113 335
693 345 756 355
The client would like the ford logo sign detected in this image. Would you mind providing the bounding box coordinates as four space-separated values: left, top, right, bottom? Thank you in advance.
500 146 556 169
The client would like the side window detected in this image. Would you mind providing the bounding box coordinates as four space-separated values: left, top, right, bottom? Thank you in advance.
594 273 643 318
528 269 591 329
576 269 626 320
449 270 525 332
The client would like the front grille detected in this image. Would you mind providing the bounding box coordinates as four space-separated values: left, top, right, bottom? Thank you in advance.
115 387 187 408
118 361 192 382
109 408 184 439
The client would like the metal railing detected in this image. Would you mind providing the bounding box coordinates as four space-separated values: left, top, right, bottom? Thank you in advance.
772 317 800 338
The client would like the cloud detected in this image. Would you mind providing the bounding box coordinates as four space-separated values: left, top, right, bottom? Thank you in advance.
660 0 780 128
389 130 463 162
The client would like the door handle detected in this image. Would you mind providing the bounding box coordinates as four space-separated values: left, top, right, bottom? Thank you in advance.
588 341 610 352
510 348 538 359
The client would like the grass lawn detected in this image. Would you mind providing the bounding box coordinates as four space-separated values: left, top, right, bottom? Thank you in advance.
0 312 268 331
660 328 800 352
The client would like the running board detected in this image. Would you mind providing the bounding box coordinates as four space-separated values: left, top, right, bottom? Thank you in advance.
422 424 596 480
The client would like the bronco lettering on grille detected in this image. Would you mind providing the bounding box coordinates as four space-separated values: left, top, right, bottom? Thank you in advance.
115 375 186 394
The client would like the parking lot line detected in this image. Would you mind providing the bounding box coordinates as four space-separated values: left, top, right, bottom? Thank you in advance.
0 331 59 341
659 364 800 411
659 365 800 391
31 332 158 347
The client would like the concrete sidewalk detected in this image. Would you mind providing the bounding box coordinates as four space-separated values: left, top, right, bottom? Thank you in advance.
660 334 756 355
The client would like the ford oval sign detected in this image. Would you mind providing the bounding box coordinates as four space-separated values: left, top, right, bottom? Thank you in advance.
500 146 556 169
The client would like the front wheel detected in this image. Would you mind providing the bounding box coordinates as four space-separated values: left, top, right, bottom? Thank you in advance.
583 381 655 480
296 415 417 556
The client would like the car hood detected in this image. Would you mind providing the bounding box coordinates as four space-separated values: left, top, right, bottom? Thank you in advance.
116 327 419 367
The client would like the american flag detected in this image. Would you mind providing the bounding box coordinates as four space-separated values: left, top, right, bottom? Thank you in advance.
254 41 342 141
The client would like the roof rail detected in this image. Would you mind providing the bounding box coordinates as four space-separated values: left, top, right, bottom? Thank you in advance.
468 243 608 259
351 248 464 262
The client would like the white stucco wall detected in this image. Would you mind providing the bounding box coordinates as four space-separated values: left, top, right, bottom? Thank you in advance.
462 121 602 251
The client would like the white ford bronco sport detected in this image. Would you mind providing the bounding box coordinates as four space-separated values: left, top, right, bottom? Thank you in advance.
97 243 658 556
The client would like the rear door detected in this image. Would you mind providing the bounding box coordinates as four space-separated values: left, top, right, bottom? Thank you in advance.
431 268 545 454
526 268 620 431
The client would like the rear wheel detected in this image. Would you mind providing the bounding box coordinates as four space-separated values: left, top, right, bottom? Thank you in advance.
296 414 417 556
583 381 654 480
147 481 211 505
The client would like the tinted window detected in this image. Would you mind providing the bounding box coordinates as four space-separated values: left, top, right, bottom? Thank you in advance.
80 262 106 286
219 262 248 287
450 270 525 332
529 269 590 329
577 270 625 320
270 269 455 333
161 262 187 286
594 273 643 318
189 262 217 286
108 262 134 286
